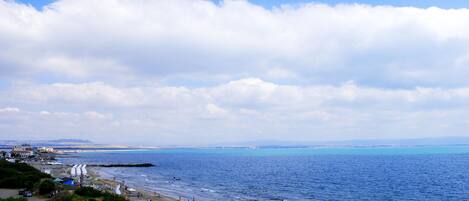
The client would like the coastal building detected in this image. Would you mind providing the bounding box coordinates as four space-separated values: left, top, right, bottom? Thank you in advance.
11 144 34 158
12 144 33 152
0 151 12 159
13 150 34 158
38 147 54 153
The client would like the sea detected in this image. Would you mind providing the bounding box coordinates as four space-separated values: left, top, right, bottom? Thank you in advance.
58 146 469 200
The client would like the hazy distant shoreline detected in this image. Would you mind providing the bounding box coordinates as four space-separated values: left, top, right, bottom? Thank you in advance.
5 136 469 150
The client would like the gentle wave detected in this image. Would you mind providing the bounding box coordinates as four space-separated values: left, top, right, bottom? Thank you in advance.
59 147 469 200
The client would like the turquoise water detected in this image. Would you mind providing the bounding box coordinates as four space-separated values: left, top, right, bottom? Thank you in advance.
60 146 469 200
126 146 469 155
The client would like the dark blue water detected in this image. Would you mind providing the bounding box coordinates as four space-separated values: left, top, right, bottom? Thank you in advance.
59 147 469 200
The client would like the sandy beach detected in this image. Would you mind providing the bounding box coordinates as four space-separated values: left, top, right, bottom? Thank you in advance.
29 161 178 201
94 177 177 201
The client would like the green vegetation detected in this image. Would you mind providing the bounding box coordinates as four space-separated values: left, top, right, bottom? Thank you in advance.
101 192 127 201
59 194 80 201
0 198 27 201
70 187 127 201
0 160 126 201
75 187 102 198
50 188 128 201
39 179 57 195
0 160 50 189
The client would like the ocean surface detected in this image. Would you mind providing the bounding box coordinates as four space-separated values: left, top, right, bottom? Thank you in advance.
59 146 469 200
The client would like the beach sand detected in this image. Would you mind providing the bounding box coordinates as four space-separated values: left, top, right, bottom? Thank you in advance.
31 162 178 201
94 177 177 201
30 162 70 178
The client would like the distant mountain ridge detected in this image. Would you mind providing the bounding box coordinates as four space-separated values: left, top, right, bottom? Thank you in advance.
0 139 154 149
48 139 92 143
4 137 469 148
0 138 93 147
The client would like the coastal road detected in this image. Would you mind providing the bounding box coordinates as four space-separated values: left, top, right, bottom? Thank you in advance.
0 189 47 201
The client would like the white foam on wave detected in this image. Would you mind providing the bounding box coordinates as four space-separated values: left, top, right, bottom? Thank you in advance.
200 188 216 193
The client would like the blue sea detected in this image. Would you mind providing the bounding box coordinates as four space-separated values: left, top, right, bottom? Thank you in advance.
59 146 469 200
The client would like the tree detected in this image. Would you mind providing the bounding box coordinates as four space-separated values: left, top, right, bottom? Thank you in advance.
75 187 102 198
39 180 56 195
24 181 34 190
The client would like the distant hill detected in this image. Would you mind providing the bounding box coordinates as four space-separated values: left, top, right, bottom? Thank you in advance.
0 139 149 150
0 138 93 148
48 139 93 144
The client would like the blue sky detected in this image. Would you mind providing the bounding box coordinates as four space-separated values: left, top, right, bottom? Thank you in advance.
3 0 469 145
17 0 469 9
250 0 469 8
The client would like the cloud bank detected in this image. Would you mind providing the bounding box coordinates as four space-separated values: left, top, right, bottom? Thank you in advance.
1 0 469 145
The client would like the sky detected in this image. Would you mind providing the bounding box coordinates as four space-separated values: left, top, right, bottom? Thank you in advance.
2 0 469 146
15 0 469 9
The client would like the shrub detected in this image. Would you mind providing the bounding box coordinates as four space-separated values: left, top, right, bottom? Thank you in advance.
50 191 76 201
0 160 50 189
39 179 56 195
74 187 102 198
62 194 86 201
102 192 127 201
24 181 34 190
62 195 74 201
74 187 127 201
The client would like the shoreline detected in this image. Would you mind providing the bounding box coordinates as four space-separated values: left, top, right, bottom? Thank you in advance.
92 167 179 201
30 160 179 201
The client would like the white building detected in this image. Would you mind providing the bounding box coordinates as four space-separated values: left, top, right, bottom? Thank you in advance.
38 147 54 153
13 150 34 158
12 144 34 158
12 144 33 152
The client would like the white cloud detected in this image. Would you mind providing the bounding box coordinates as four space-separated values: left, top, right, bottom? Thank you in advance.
2 78 469 144
0 107 20 113
2 0 469 144
8 78 469 114
0 1 469 86
205 103 229 117
84 111 113 120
